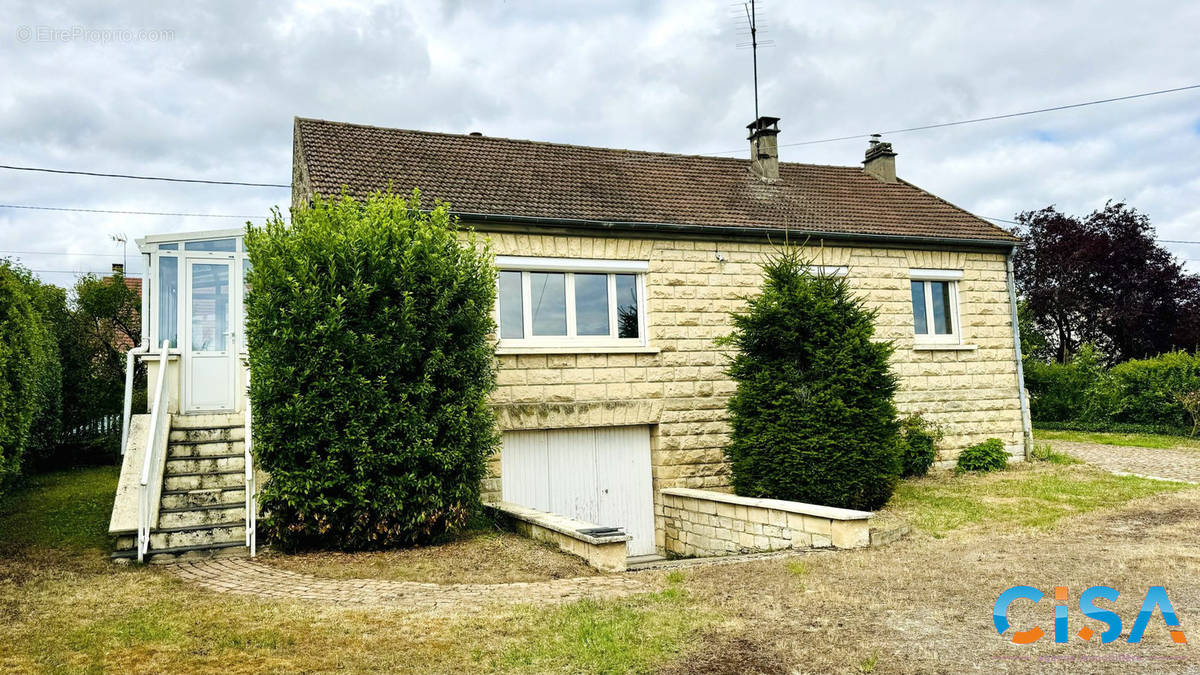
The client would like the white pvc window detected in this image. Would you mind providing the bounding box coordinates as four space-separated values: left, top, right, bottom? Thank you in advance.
909 269 963 344
496 257 648 348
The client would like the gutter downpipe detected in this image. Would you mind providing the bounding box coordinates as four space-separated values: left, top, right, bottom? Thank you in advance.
1006 251 1034 460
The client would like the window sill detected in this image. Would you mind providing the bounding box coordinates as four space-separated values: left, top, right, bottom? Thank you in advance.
912 343 978 352
496 345 660 356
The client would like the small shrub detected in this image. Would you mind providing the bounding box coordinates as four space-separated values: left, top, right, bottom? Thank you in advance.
1177 390 1200 437
898 413 942 477
956 438 1009 473
1031 443 1082 465
245 190 499 550
720 248 901 511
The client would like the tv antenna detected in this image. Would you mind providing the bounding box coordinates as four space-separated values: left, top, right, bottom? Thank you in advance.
109 232 127 273
735 0 774 120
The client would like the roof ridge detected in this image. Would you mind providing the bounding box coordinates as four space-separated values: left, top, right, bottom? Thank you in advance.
294 116 863 172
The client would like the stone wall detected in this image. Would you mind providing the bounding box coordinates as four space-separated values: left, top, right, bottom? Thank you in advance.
661 488 871 557
471 229 1027 548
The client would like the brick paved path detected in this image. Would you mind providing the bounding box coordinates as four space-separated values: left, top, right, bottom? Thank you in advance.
1049 441 1200 484
168 558 648 613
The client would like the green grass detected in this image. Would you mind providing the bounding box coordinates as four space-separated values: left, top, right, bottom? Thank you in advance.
0 465 118 553
489 588 710 675
885 464 1190 537
0 466 715 674
1030 443 1084 465
1035 428 1200 450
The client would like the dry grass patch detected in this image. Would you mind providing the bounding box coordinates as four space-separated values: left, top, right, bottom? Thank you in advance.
259 527 598 584
675 486 1200 674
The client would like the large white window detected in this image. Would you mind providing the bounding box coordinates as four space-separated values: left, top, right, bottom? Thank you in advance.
496 256 648 349
909 268 962 344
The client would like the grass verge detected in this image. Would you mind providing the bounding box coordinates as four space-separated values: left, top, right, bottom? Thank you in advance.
1034 428 1200 450
881 462 1190 537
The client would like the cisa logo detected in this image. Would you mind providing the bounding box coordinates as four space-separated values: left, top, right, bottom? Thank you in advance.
994 586 1187 644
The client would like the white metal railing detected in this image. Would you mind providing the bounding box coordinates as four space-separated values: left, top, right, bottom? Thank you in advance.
138 340 171 562
243 363 256 556
120 338 151 456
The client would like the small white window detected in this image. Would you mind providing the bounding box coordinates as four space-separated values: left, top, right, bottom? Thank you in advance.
909 269 962 344
495 256 648 349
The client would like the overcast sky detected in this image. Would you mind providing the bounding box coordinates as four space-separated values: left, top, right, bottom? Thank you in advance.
3 0 1199 287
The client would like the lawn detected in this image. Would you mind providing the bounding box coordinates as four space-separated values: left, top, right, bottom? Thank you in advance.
880 461 1189 537
2 455 1197 674
1035 427 1200 450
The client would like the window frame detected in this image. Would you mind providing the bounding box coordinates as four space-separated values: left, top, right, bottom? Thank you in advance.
908 268 963 345
495 256 649 350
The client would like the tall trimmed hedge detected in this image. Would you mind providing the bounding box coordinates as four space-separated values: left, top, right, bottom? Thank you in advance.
0 262 62 489
1025 347 1200 434
721 249 901 511
244 191 499 550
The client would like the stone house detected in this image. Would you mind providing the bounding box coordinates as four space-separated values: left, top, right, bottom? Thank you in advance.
290 116 1031 565
109 114 1029 567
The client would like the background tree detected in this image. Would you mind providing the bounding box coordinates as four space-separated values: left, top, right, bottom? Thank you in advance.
1012 202 1200 363
720 248 901 511
67 273 143 426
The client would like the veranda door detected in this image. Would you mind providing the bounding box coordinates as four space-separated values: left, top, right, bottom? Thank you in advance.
184 259 236 412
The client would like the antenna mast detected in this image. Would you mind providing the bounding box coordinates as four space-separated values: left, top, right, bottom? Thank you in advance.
745 0 759 120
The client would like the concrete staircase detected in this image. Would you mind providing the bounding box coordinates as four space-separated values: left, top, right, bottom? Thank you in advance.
113 414 250 563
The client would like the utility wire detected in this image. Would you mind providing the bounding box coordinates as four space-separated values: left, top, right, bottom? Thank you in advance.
0 164 290 188
25 269 143 276
0 203 277 219
4 84 1199 182
703 83 1200 153
982 215 1200 245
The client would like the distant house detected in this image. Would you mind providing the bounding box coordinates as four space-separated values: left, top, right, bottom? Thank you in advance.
110 115 1031 567
101 263 142 352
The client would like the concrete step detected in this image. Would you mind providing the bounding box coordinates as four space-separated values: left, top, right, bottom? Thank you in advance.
169 426 245 444
160 486 244 509
168 440 244 459
172 414 244 430
164 455 244 475
163 470 244 491
112 541 250 564
148 520 245 550
158 503 246 529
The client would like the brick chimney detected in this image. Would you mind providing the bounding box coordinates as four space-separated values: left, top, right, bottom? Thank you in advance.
747 116 781 182
863 134 897 183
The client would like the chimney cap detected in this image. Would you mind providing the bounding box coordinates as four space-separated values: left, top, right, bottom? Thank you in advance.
746 116 781 139
468 131 483 137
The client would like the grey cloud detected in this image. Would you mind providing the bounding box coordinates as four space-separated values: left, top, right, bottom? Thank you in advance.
2 0 1198 285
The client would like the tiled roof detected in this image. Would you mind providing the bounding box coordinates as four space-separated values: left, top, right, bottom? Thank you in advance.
294 117 1017 245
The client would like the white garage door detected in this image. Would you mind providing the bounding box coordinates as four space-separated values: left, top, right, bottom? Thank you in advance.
501 425 656 557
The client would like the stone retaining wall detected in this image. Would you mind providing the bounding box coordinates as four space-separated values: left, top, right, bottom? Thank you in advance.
661 487 871 557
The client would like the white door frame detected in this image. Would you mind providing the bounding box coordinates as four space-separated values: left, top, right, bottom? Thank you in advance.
182 255 238 413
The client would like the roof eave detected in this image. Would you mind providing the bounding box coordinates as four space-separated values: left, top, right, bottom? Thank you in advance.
453 211 1020 253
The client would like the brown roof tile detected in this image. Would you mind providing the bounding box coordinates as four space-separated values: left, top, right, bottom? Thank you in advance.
294 117 1017 245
